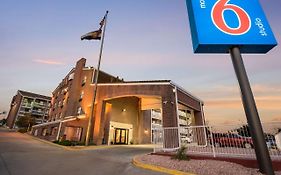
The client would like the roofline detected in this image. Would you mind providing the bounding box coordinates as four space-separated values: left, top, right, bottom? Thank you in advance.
53 68 75 94
93 81 203 103
170 81 203 104
32 115 86 127
18 90 51 101
94 81 171 86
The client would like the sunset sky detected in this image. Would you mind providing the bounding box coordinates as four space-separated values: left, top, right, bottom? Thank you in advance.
0 0 280 124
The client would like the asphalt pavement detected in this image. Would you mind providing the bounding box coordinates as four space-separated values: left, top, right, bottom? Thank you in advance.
0 128 165 175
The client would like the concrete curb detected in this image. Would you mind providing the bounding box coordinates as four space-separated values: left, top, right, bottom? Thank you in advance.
23 133 117 151
132 155 195 175
23 133 73 150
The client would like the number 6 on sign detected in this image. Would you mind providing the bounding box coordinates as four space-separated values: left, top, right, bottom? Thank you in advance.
211 0 251 35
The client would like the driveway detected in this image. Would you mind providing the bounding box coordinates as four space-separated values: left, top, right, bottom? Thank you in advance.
0 128 165 175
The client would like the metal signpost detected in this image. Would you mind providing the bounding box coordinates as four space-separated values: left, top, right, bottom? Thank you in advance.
186 0 277 174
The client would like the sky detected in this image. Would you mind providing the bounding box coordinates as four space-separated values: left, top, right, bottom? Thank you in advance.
0 0 280 125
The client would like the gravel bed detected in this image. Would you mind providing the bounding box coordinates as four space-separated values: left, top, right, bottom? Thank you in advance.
137 155 281 175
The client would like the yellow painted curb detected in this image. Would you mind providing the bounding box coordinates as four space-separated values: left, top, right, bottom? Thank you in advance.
132 155 196 175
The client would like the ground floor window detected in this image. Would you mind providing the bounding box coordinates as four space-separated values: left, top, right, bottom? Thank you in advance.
34 129 38 136
51 127 58 136
42 128 48 136
64 126 82 141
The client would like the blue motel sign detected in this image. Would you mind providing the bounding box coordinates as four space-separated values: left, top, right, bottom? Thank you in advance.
186 0 277 53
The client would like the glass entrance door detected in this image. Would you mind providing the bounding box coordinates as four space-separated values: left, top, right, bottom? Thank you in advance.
114 128 128 144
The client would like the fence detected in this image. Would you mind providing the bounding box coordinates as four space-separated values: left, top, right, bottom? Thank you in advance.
152 122 281 160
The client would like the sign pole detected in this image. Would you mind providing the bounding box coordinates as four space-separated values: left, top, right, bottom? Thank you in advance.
229 46 274 175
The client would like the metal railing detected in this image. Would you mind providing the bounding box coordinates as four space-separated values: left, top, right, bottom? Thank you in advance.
153 122 281 160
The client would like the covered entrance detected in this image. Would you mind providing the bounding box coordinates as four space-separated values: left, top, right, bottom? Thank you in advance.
114 128 129 144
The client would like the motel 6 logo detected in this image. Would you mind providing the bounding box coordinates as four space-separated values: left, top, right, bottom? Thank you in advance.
211 0 251 35
186 0 277 53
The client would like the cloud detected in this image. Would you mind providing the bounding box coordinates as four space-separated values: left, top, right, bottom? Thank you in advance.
205 96 281 110
32 59 64 65
271 115 281 122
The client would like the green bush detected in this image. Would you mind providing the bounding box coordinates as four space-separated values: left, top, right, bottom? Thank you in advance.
18 128 28 133
53 140 84 146
173 146 190 161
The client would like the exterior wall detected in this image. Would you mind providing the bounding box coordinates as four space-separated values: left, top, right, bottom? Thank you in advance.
33 58 123 142
139 110 152 144
6 95 22 128
109 97 139 140
32 122 60 141
6 91 51 129
63 118 88 142
93 84 178 145
30 58 204 147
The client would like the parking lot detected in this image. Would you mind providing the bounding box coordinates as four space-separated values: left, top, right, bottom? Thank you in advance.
0 128 164 175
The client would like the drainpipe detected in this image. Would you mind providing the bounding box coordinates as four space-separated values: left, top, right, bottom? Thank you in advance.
174 86 181 148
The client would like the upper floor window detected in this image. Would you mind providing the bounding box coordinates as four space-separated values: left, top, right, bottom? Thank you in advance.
63 88 68 95
77 107 82 115
68 72 74 81
82 76 87 86
79 91 84 101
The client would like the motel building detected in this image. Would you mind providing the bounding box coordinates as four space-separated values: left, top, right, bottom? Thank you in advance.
31 58 205 147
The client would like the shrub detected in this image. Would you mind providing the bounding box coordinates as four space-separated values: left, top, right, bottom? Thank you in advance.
173 146 190 161
53 140 85 146
18 128 28 133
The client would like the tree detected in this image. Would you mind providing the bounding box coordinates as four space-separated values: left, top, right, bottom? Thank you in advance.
15 114 35 130
0 118 7 126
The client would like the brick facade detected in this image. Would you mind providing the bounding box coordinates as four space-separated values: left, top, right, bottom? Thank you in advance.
31 58 204 147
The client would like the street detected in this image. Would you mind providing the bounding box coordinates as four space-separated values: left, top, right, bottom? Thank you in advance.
0 128 165 175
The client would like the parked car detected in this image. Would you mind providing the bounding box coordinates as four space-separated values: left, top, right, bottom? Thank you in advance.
210 133 254 148
265 135 278 149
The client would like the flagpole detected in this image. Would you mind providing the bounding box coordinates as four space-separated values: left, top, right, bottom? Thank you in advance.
85 11 109 146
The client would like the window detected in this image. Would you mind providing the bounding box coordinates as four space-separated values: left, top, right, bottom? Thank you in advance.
79 91 84 101
42 128 48 136
68 72 74 81
51 127 58 135
77 107 82 115
34 129 38 136
82 76 87 86
60 100 64 108
63 88 68 95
